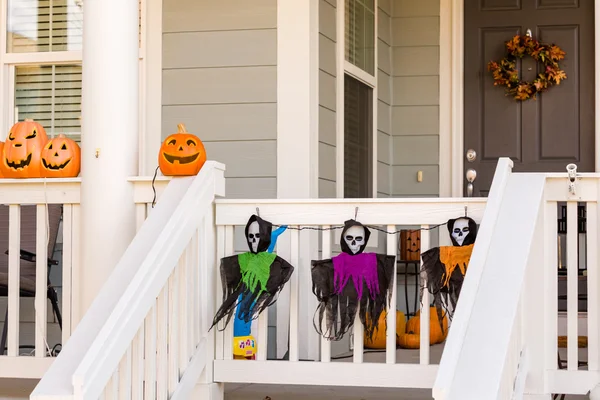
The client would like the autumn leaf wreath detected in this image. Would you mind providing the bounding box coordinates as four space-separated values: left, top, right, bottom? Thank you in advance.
487 34 567 101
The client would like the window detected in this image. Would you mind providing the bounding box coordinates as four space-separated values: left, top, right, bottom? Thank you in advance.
1 0 145 143
344 75 373 198
345 0 375 75
341 0 376 198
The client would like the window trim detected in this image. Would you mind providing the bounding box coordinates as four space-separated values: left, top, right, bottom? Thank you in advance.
0 0 155 174
336 0 378 198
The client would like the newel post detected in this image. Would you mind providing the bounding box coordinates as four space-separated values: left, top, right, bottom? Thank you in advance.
79 0 139 321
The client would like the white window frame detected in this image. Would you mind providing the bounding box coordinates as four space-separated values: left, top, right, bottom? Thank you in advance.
0 0 149 172
336 0 378 198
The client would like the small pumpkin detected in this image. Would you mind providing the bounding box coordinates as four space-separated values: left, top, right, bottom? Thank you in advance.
401 306 449 348
41 134 81 178
0 142 4 178
0 119 48 178
158 123 207 176
363 310 406 349
397 333 421 349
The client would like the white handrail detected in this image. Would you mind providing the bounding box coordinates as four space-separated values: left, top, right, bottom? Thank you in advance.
434 171 547 399
30 161 225 399
433 157 513 397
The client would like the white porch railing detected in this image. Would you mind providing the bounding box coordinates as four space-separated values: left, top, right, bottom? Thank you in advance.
30 161 226 399
0 178 80 379
212 196 489 389
434 160 600 399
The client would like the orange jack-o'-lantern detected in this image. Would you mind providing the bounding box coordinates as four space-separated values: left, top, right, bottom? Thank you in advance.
0 119 48 178
0 142 4 178
158 123 207 176
41 134 81 178
400 230 421 261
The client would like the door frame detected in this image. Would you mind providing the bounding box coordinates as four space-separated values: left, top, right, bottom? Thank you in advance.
439 0 600 197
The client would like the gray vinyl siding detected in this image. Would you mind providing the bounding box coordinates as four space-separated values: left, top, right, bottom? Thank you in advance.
390 0 440 196
318 0 337 198
162 0 278 199
377 2 392 198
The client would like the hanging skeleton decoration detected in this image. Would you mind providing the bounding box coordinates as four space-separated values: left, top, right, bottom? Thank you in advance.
210 214 294 330
311 220 395 341
420 217 478 327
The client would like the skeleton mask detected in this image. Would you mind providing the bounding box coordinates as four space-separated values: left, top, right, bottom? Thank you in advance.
247 221 260 253
344 225 366 254
451 218 470 246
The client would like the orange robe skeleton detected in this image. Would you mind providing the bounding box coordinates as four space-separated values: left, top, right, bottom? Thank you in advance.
420 217 478 331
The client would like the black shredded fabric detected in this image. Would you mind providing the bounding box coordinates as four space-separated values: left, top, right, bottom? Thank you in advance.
420 247 463 331
210 254 294 331
311 254 395 341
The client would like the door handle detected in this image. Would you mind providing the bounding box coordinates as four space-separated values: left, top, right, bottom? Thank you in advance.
466 169 477 197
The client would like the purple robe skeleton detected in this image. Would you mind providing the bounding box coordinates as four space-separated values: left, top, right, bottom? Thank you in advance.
311 220 395 341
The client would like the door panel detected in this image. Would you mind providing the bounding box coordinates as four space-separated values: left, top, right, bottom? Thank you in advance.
464 0 595 196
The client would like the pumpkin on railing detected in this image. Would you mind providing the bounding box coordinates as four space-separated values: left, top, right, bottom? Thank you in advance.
0 119 48 178
158 123 207 176
0 120 81 179
40 134 81 178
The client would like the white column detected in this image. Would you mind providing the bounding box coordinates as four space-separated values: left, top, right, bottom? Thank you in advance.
79 0 139 317
276 0 320 361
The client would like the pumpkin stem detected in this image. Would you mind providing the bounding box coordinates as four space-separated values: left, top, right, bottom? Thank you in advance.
177 123 188 133
24 118 33 122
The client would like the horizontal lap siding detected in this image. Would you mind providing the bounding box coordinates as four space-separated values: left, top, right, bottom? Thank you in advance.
319 0 337 199
390 0 440 196
162 0 278 199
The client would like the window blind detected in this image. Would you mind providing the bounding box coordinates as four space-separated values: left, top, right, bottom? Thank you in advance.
7 0 83 53
15 64 82 140
344 0 375 75
344 74 373 198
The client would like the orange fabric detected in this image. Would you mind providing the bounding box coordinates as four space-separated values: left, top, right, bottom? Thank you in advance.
439 244 474 287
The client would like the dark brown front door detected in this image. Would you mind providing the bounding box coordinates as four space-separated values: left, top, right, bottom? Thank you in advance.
464 0 595 196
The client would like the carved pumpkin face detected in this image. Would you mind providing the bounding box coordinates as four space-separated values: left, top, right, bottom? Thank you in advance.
41 134 81 178
158 123 207 176
0 119 48 178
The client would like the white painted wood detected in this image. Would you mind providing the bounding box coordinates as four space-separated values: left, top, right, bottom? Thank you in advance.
35 204 48 357
214 360 439 388
62 205 73 344
168 265 180 395
223 226 235 361
433 158 513 399
170 339 207 400
257 310 268 361
386 225 397 364
216 199 487 226
589 199 600 371
440 173 546 399
544 202 558 374
33 163 225 399
135 204 146 232
118 347 132 400
80 0 139 318
7 204 20 357
438 0 452 197
548 370 600 395
0 356 53 378
157 287 168 400
289 227 300 362
179 246 190 371
353 313 364 364
144 306 157 400
567 201 579 371
321 227 332 363
215 225 226 362
596 0 600 172
131 325 144 400
420 226 430 365
71 204 82 328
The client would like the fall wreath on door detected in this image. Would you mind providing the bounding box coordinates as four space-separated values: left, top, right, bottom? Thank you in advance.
487 34 567 101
